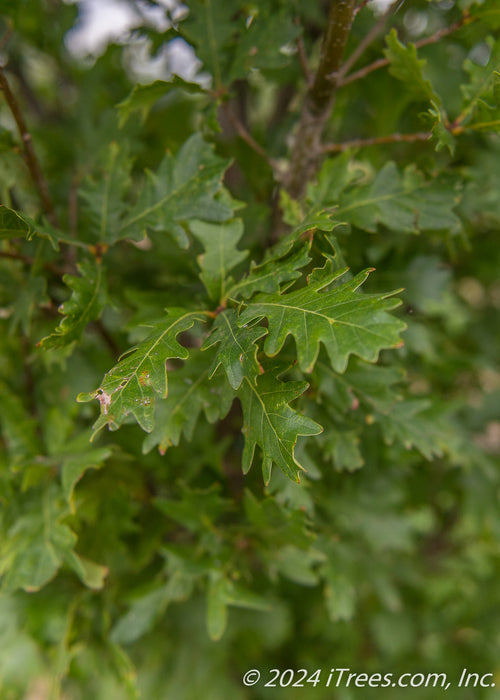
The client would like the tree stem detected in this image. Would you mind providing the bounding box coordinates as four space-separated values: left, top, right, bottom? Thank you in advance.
0 65 59 227
285 0 356 199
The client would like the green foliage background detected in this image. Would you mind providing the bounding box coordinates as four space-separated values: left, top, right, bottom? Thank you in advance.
0 0 499 697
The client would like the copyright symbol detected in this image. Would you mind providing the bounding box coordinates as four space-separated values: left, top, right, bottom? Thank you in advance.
243 669 260 686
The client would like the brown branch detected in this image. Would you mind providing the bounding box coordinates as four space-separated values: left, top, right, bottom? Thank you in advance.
323 130 432 152
92 319 121 360
0 65 59 227
0 248 75 276
339 12 473 88
296 33 312 84
223 104 279 172
284 0 357 199
0 21 13 52
335 0 403 83
354 0 373 17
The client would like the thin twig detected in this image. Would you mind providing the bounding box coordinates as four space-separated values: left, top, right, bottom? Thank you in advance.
296 33 312 84
0 21 13 52
223 104 279 172
335 0 404 83
0 65 59 227
354 0 373 17
0 249 75 276
338 12 473 88
93 319 121 359
323 130 432 152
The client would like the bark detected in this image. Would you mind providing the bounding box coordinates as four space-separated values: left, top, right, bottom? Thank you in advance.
284 0 356 199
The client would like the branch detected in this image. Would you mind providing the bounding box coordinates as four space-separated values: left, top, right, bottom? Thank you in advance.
354 0 373 17
0 65 59 227
284 0 357 198
339 12 473 88
323 131 432 152
335 0 403 83
223 103 279 172
0 248 74 276
296 33 312 84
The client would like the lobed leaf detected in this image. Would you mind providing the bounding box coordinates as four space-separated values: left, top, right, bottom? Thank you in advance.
0 205 32 239
116 77 205 127
78 309 210 433
335 162 461 234
79 142 133 244
201 308 267 390
239 257 405 374
238 370 322 483
189 218 248 301
226 243 311 300
142 349 234 454
38 260 106 350
384 29 439 103
117 133 234 247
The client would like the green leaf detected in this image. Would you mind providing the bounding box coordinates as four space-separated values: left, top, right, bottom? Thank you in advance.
61 445 113 506
336 163 461 234
238 370 322 483
179 0 238 89
275 545 325 586
306 151 365 209
116 78 205 128
206 574 228 641
228 8 301 81
78 309 210 433
206 572 269 641
38 260 106 349
470 0 500 29
323 569 356 622
0 489 76 592
189 218 248 301
65 552 108 590
227 243 311 300
0 205 32 239
111 573 195 644
428 100 456 154
322 428 364 472
459 36 500 131
154 484 231 531
315 358 404 415
384 29 439 103
80 142 133 244
142 350 233 454
240 258 405 373
9 275 47 335
376 399 453 460
118 134 234 247
201 309 267 390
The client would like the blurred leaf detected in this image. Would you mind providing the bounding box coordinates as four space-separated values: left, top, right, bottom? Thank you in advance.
323 569 356 622
80 142 133 244
118 134 234 247
38 260 106 349
142 350 233 453
0 205 32 239
189 218 248 301
335 163 461 234
117 78 205 127
384 29 439 103
0 489 75 592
